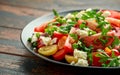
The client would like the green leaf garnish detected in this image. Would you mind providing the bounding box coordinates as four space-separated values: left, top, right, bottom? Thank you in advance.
53 9 59 17
70 33 78 40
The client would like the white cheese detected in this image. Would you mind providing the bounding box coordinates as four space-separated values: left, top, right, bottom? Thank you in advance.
31 33 38 43
76 11 85 18
76 29 88 38
51 38 57 44
102 11 111 17
65 13 74 19
86 8 92 11
40 36 51 46
75 59 88 67
74 49 87 60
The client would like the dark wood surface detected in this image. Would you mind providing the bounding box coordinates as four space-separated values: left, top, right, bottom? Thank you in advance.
0 0 120 74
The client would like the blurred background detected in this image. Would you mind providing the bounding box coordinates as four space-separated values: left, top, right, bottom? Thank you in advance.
0 0 120 18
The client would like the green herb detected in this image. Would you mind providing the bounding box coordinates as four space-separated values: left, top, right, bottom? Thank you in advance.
27 37 32 42
96 50 120 67
36 33 40 38
79 22 87 29
56 17 66 24
101 25 111 36
58 23 74 34
81 9 97 20
58 29 68 34
48 22 60 26
73 40 93 53
32 42 37 47
112 36 120 48
72 43 79 49
53 9 59 17
70 33 78 40
88 30 96 36
45 26 58 36
72 11 79 16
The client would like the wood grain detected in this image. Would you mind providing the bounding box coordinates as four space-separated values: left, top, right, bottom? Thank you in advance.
0 0 120 74
0 0 120 11
0 4 49 17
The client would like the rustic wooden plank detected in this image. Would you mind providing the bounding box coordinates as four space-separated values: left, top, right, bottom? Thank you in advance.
0 0 120 11
0 4 49 17
0 54 41 75
0 54 89 75
0 10 35 29
0 26 36 57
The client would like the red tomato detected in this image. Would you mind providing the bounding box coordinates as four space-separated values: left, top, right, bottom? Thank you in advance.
114 27 120 38
106 17 120 27
53 49 66 61
37 38 45 48
92 52 102 66
58 36 67 49
34 23 48 32
53 31 68 40
34 19 56 32
110 49 120 56
104 10 120 19
74 20 83 28
64 36 74 54
83 36 104 50
105 37 114 47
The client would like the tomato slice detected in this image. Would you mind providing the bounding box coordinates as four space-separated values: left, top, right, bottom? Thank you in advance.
106 10 120 19
34 19 56 32
37 38 45 48
53 49 66 61
58 36 67 49
53 31 68 40
34 22 48 32
64 36 74 54
74 20 83 28
92 52 102 66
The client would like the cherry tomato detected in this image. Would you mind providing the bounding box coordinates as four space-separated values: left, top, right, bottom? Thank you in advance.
58 36 67 49
92 52 102 66
64 36 74 54
34 23 48 32
74 20 83 28
37 38 45 48
111 49 120 56
53 31 68 40
106 10 120 19
53 49 66 61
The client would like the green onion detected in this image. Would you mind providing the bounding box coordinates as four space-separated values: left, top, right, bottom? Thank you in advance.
53 9 59 17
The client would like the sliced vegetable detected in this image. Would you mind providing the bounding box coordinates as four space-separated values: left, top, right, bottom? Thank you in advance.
64 36 74 53
38 45 58 56
65 55 78 63
58 36 67 49
53 49 66 61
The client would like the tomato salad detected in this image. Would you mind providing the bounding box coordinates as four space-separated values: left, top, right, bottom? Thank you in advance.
28 8 120 67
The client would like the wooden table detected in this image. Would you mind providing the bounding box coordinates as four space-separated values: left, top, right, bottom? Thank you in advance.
0 0 120 74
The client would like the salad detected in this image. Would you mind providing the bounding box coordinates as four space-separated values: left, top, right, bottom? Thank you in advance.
28 8 120 67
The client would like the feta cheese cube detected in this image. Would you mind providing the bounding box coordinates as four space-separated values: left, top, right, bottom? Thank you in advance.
74 49 87 60
75 59 88 66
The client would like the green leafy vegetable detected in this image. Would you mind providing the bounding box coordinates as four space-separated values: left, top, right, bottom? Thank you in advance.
70 33 78 40
53 9 59 17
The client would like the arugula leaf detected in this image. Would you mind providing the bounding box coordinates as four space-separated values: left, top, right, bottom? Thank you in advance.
72 43 79 49
28 37 32 42
53 9 59 17
70 33 78 40
79 22 87 29
112 36 120 48
36 32 40 38
45 26 58 36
